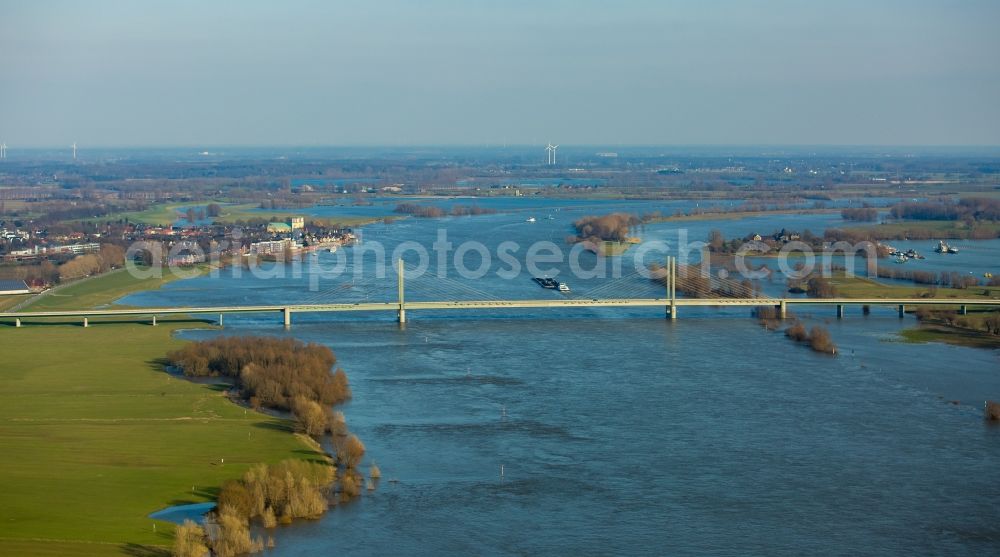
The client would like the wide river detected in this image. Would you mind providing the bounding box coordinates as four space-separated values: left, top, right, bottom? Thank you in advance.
131 198 1000 555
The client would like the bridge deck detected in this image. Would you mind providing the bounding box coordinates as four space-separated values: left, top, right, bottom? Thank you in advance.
1 296 997 321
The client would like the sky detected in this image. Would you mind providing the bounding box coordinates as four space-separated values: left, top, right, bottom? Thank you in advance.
1 0 999 147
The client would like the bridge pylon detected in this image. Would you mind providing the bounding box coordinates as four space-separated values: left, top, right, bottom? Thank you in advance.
397 259 406 324
668 256 677 320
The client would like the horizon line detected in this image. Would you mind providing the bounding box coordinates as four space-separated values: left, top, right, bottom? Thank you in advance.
2 143 1000 151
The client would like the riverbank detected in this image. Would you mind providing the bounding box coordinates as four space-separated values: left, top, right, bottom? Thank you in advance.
821 273 1000 348
900 321 1000 349
0 266 326 556
0 322 320 556
650 207 841 223
15 264 210 313
830 219 1000 241
827 272 997 301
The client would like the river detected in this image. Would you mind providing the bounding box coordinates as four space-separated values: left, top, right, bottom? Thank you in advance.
125 199 1000 555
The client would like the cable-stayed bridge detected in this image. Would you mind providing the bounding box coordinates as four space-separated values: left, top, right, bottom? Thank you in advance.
2 258 998 328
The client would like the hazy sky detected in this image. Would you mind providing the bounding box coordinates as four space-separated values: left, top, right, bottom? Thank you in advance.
2 0 999 147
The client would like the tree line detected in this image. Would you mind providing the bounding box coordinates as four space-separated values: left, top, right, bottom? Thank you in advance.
167 336 351 414
915 308 1000 338
889 197 1000 222
841 207 879 222
785 322 837 354
754 306 838 355
874 267 997 289
168 336 378 557
393 203 497 218
57 245 126 281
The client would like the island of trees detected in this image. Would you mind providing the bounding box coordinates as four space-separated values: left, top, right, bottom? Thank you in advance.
394 203 496 218
568 213 643 256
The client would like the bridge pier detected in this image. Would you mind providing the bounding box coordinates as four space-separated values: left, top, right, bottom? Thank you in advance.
960 305 968 316
836 304 844 319
283 307 291 329
83 317 89 328
15 318 21 328
218 313 224 327
778 300 787 319
152 315 157 327
898 304 905 318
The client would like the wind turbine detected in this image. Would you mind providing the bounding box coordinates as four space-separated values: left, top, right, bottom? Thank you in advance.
0 143 6 159
545 143 554 165
72 142 77 160
549 143 559 165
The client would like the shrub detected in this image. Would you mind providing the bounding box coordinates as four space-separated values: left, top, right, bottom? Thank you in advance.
287 478 327 519
985 315 1000 336
986 400 1000 421
291 396 328 436
808 326 837 355
806 276 837 298
785 322 808 342
755 306 778 320
217 481 255 519
172 520 209 557
213 508 263 557
340 469 362 498
262 506 277 529
339 434 366 469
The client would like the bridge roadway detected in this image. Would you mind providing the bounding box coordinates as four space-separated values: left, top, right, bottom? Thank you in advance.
2 297 998 327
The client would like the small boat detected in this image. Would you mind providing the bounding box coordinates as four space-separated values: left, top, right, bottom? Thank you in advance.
526 217 536 223
558 282 570 293
948 246 959 254
894 254 908 264
986 272 994 279
546 215 555 220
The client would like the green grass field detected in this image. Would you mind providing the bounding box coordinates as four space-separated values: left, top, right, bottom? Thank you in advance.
0 293 31 312
0 269 318 555
828 273 997 300
899 320 1000 349
594 241 632 256
84 203 190 226
18 266 207 314
214 205 381 228
90 199 382 228
652 207 839 223
0 323 318 555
